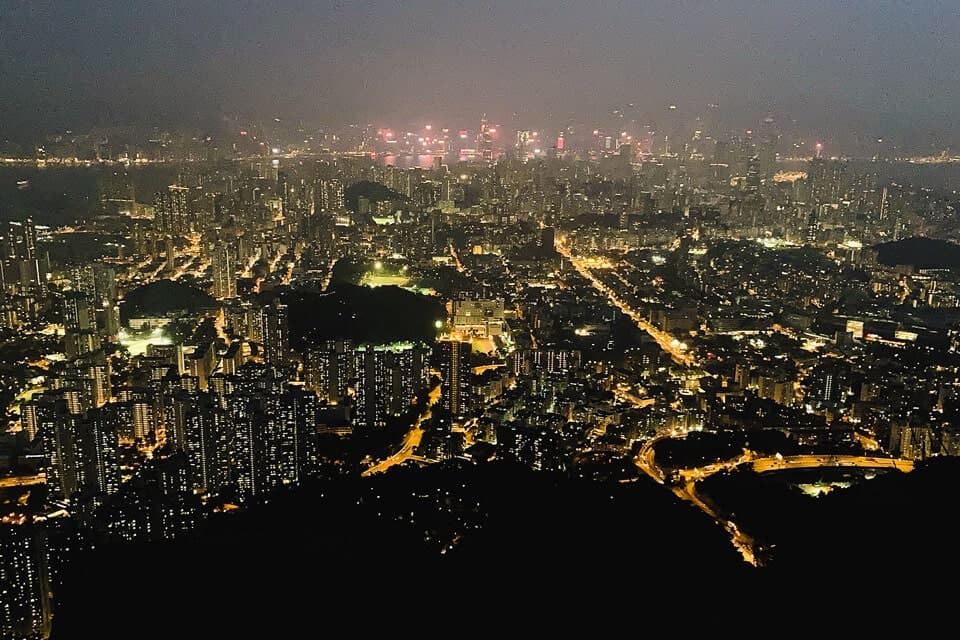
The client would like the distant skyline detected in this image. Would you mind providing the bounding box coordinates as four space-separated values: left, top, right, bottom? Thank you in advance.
2 1 958 153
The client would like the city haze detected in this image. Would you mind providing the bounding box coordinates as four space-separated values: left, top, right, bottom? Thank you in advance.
2 1 959 153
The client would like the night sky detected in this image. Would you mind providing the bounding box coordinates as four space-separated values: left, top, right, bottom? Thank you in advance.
1 0 958 149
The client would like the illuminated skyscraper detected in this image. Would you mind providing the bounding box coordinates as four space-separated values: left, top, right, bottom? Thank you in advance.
353 343 430 429
224 365 313 498
438 337 472 421
515 129 530 159
184 392 230 495
41 402 120 501
21 394 56 443
92 263 117 305
259 299 289 364
0 525 52 640
479 114 494 162
62 292 93 332
0 219 44 295
58 352 112 410
305 340 354 403
318 179 345 211
154 185 191 235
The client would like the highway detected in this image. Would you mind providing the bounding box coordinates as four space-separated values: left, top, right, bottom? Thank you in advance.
0 474 45 489
634 435 758 565
361 384 441 477
555 238 696 367
635 438 916 566
751 454 914 474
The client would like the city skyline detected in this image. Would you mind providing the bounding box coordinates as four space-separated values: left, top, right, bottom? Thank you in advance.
2 1 959 154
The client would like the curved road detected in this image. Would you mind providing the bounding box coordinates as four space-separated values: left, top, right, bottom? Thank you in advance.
362 384 441 477
634 438 916 567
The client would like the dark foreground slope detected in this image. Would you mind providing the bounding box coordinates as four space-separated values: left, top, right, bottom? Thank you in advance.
51 463 748 637
53 456 960 637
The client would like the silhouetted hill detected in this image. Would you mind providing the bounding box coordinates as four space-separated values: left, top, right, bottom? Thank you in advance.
344 180 406 214
262 284 445 350
52 455 960 636
766 456 960 578
874 236 960 269
119 279 216 322
50 463 748 637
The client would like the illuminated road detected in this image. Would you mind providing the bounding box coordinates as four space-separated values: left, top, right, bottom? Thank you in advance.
613 387 655 409
0 474 45 489
449 243 465 272
321 258 338 291
751 454 914 474
555 239 696 367
281 245 303 285
635 436 667 484
636 440 916 566
362 384 441 477
634 435 757 565
472 364 506 376
681 480 757 566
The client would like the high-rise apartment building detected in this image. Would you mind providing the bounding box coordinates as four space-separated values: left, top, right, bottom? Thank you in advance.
154 185 191 235
353 343 430 429
259 299 289 364
438 337 472 421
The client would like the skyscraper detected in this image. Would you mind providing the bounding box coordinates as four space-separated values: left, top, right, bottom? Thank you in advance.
305 340 354 403
225 365 312 499
438 337 472 421
58 352 112 410
0 525 52 640
515 129 530 159
41 402 120 501
479 114 494 162
184 392 230 495
92 263 117 305
353 343 430 429
62 292 93 332
259 299 289 364
539 227 556 253
62 292 101 359
154 185 191 235
0 219 44 295
317 179 345 211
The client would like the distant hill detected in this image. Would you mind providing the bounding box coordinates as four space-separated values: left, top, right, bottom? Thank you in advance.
259 283 444 350
344 180 407 214
874 236 960 269
120 279 216 322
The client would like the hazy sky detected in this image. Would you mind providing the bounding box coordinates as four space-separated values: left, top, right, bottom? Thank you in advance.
1 0 958 150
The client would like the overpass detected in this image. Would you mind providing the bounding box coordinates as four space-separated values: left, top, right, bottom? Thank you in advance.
750 454 914 474
634 437 915 567
674 452 914 483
